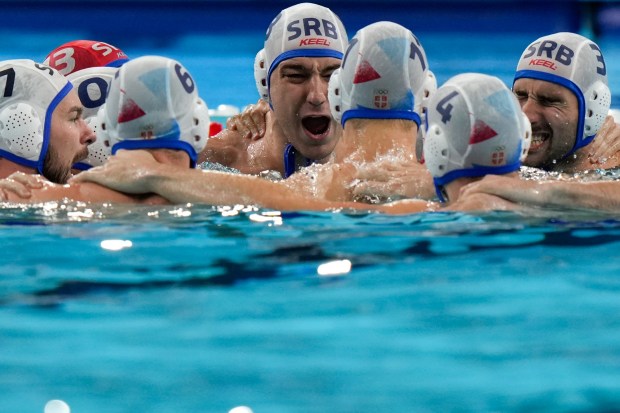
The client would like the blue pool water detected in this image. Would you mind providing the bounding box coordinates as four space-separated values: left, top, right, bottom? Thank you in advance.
3 12 620 412
2 205 620 413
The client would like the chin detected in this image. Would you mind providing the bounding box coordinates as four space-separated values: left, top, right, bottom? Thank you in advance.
74 149 89 165
523 153 546 168
297 142 330 162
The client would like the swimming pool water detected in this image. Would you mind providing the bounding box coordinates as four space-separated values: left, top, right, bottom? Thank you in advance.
2 24 620 413
2 204 620 413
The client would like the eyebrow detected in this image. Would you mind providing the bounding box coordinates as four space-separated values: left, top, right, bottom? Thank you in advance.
322 63 341 73
280 62 342 73
69 106 84 117
514 87 567 100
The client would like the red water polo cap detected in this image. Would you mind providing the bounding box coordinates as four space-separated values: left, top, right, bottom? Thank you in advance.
44 40 129 75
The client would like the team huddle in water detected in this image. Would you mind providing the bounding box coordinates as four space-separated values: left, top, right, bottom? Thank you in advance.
1 2 620 213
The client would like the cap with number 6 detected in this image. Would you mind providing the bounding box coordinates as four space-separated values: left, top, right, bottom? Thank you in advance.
97 55 210 168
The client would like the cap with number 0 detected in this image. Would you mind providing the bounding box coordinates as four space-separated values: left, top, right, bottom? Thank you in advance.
68 66 118 169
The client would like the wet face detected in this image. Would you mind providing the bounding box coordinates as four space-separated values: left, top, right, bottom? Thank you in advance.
513 78 579 169
269 57 342 161
45 89 96 183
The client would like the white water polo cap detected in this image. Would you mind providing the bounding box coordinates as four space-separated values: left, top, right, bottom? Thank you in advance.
424 73 531 202
514 32 610 155
0 59 73 174
254 2 347 101
328 21 435 127
68 66 118 169
98 55 210 168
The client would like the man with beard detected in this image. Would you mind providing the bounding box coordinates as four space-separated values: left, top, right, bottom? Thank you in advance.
0 59 96 184
425 32 620 212
0 56 210 204
512 31 618 172
199 2 349 178
349 31 620 201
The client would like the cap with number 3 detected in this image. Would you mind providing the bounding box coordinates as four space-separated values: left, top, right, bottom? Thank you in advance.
44 40 129 76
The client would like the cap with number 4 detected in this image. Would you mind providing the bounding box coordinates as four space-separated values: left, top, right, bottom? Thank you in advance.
423 73 531 202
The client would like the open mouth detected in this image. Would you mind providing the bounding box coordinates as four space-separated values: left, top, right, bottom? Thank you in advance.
529 131 550 152
302 116 330 138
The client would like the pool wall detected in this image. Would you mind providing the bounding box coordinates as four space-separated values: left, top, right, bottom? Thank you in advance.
2 0 584 43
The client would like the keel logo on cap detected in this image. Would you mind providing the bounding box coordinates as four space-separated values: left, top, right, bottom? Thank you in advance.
523 40 576 70
521 39 607 78
266 11 341 44
286 17 340 44
255 3 348 101
515 32 610 156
